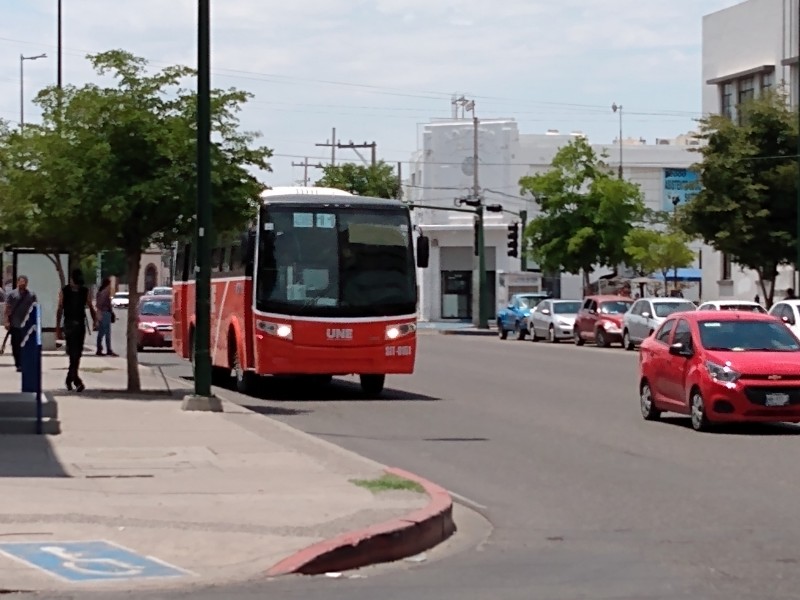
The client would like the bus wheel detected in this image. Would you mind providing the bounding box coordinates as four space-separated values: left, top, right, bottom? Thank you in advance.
360 374 385 397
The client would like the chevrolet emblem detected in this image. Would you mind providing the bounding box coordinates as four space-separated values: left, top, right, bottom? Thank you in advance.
768 375 782 380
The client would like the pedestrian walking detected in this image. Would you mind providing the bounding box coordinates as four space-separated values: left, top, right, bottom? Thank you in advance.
4 275 38 373
56 268 98 392
95 276 117 356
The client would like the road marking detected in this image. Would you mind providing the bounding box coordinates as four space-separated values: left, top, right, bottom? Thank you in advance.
0 541 193 583
449 490 488 511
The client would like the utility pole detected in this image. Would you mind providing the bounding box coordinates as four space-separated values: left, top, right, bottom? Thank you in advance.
396 161 403 200
57 0 62 90
315 128 337 165
291 157 324 186
182 0 222 412
519 209 528 271
612 103 623 179
337 141 377 166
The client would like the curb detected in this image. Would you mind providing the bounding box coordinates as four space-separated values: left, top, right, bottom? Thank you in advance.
265 467 456 577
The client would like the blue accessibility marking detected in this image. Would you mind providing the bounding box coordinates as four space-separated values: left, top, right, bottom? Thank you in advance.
0 541 192 583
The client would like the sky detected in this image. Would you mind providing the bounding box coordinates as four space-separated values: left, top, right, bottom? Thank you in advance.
0 0 739 186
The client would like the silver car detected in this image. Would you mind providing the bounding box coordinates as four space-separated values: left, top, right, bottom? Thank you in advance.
528 299 582 343
622 297 696 350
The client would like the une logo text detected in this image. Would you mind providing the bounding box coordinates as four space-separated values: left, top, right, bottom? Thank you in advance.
326 328 353 340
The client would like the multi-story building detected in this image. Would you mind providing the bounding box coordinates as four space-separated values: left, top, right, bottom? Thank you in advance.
406 119 702 322
701 0 798 301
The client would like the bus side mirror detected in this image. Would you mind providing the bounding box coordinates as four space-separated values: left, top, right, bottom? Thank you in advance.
416 235 430 268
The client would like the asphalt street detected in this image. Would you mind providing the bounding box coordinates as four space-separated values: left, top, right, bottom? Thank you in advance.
79 313 800 600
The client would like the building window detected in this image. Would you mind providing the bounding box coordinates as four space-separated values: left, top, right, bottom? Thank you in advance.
721 253 732 280
738 77 755 105
762 71 774 91
721 83 734 119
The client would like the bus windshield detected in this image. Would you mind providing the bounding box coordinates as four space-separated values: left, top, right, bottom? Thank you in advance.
256 205 417 317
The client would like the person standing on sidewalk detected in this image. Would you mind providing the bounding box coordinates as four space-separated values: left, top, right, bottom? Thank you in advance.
4 275 38 373
56 269 98 392
95 276 117 357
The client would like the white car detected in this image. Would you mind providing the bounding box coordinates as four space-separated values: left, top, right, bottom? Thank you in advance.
147 286 173 296
527 299 582 343
622 297 696 350
696 299 767 313
768 299 800 339
111 291 129 309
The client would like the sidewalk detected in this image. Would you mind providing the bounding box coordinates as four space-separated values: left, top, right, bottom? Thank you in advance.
0 352 454 593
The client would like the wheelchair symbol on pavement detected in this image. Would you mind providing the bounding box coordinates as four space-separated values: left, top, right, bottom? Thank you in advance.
0 540 191 583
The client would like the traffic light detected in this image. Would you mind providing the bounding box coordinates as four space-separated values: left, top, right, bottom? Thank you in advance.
507 222 519 257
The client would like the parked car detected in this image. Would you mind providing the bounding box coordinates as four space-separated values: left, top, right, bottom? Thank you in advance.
769 299 800 339
573 295 633 348
528 299 582 343
496 292 550 340
147 286 173 297
639 310 800 431
622 297 696 350
136 295 173 352
111 291 129 309
697 299 767 313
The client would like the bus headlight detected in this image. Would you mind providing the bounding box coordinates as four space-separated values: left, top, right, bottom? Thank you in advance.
386 323 416 340
257 321 293 340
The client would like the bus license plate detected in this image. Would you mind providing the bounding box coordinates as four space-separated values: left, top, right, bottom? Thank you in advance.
386 345 411 357
766 392 790 407
163 333 172 343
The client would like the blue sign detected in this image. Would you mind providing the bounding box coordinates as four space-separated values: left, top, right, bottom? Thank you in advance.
662 168 699 211
0 541 191 583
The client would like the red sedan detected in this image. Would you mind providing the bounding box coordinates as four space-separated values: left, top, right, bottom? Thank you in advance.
638 310 800 431
136 295 173 352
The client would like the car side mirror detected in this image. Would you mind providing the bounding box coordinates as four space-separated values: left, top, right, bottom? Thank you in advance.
507 304 514 309
416 235 430 268
641 311 650 318
668 342 693 357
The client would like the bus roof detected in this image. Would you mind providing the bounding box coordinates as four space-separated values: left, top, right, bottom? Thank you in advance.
261 186 407 209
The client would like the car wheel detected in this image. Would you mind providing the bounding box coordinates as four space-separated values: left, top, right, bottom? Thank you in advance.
574 329 584 346
530 324 539 342
623 330 634 351
515 321 527 341
548 325 558 343
595 329 610 348
690 389 711 432
639 380 661 421
498 321 508 340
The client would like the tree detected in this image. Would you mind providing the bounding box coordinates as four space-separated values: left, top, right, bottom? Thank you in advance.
624 227 694 292
680 90 797 307
316 161 400 198
0 50 272 391
519 137 645 289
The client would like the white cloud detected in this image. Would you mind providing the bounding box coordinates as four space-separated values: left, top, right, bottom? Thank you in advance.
0 0 739 185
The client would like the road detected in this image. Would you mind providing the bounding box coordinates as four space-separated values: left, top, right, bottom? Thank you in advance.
96 314 800 600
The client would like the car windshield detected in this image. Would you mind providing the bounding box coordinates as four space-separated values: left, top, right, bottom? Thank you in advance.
654 301 696 317
140 300 171 317
553 301 581 314
599 301 632 315
699 320 800 352
718 303 766 313
256 205 416 318
152 287 171 295
114 293 128 298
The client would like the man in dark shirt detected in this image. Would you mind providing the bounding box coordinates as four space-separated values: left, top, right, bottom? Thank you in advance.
4 275 38 373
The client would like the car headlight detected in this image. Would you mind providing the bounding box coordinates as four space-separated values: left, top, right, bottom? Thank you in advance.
705 360 740 384
138 322 158 331
257 321 293 340
386 322 416 340
603 321 621 331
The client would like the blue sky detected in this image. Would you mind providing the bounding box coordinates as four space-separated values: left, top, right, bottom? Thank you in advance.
0 0 737 186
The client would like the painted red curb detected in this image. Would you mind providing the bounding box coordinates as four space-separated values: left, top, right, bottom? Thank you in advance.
265 467 456 576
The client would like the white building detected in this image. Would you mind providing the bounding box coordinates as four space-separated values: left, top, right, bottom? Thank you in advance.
701 0 798 301
407 119 702 322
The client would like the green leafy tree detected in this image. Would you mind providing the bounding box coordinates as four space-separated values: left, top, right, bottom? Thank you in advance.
519 137 645 290
0 50 271 391
624 227 694 292
680 90 797 307
316 161 400 198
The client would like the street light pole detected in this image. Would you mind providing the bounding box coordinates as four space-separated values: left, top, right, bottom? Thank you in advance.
612 103 623 179
19 53 47 128
182 0 222 412
57 0 62 89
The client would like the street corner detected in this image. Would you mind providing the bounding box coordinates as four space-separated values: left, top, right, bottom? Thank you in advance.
266 467 456 578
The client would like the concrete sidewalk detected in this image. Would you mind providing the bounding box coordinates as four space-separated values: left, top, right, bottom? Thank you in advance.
0 352 454 593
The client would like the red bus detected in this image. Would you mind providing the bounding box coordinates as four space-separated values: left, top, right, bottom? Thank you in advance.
172 187 430 396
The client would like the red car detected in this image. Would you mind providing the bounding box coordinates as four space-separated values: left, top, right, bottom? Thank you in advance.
573 295 633 347
639 310 800 431
136 295 173 352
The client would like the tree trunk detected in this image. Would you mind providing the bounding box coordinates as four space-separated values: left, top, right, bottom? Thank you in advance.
582 268 591 296
661 270 669 296
45 253 66 288
125 250 142 392
757 269 777 308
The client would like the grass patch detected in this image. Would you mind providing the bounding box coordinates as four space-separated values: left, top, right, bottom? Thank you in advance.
351 473 424 494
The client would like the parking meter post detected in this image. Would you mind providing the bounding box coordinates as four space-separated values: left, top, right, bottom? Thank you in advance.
519 209 528 272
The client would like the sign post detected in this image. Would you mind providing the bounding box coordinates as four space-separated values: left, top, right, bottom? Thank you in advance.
20 303 43 434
